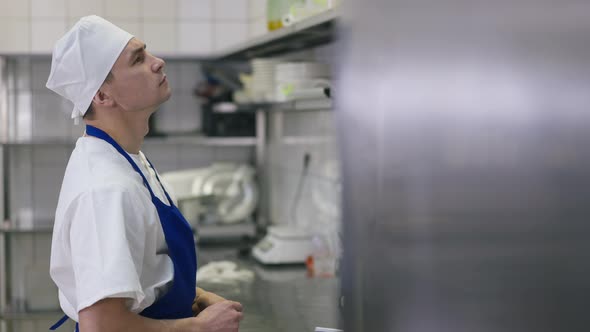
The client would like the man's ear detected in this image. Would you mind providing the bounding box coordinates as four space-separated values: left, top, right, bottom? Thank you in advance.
92 88 115 107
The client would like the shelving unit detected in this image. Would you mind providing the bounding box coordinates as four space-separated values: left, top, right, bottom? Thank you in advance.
0 136 257 147
216 98 333 113
0 7 340 322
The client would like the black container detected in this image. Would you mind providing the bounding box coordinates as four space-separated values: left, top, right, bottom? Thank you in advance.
201 105 256 137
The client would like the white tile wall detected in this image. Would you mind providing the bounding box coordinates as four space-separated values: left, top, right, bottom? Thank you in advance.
107 18 143 39
31 0 66 18
214 0 249 21
104 0 141 19
31 19 67 53
1 0 255 55
143 21 176 54
249 17 267 38
177 0 212 20
214 22 248 51
0 18 31 53
0 0 30 17
178 21 212 55
249 0 267 20
142 0 177 19
68 0 105 18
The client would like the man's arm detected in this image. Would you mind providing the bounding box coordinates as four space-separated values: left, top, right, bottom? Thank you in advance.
79 297 243 332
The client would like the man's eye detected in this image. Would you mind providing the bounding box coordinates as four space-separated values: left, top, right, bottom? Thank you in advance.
134 56 143 64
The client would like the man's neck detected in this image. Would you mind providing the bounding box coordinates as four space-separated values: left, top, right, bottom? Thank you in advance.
85 109 152 154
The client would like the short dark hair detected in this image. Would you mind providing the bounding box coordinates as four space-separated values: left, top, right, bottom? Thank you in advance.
84 71 114 118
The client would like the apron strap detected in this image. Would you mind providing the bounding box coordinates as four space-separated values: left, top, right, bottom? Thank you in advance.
144 157 175 207
85 125 158 200
49 314 69 330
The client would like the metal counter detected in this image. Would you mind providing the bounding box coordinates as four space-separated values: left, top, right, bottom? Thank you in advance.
0 246 342 332
197 247 342 332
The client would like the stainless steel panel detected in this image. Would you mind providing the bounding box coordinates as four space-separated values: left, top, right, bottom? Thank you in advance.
337 1 590 331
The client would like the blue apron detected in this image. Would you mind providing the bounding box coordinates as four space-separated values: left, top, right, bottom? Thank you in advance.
51 125 197 331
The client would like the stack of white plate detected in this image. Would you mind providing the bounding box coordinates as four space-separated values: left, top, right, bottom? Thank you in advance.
251 58 282 102
274 62 331 101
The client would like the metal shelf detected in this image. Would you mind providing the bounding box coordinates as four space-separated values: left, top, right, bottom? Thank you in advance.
225 98 333 113
198 221 258 239
0 225 53 234
274 98 332 111
0 311 64 320
0 136 257 147
0 139 77 146
212 9 340 61
143 136 257 146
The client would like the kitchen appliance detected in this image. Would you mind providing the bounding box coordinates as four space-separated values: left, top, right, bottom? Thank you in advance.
161 164 259 232
252 225 314 264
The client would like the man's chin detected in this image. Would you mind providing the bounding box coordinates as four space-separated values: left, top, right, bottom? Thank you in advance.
157 90 172 106
162 88 172 101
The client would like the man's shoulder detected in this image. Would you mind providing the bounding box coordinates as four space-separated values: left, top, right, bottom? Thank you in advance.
59 137 148 202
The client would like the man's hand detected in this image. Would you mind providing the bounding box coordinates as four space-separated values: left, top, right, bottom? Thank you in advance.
192 300 243 332
192 288 227 316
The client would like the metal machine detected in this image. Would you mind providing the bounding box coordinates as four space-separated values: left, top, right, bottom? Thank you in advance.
161 164 258 238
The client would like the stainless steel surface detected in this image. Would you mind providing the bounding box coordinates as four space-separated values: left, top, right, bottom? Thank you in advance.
143 136 257 146
214 9 339 60
255 109 269 228
198 248 341 332
338 0 590 331
0 58 8 142
0 247 340 331
0 145 5 314
0 231 5 314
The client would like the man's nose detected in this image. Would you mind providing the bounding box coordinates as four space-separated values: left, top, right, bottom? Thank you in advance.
152 57 165 73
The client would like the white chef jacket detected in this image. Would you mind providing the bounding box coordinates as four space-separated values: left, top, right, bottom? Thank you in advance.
50 136 177 322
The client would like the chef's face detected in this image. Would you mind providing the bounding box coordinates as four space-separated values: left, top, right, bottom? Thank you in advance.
105 37 171 112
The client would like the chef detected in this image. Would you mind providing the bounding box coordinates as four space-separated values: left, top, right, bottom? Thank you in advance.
46 15 243 332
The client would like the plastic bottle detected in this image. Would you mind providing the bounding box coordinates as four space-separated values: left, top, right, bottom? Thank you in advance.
310 233 336 278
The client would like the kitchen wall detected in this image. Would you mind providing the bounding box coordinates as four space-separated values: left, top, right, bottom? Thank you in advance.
0 0 266 55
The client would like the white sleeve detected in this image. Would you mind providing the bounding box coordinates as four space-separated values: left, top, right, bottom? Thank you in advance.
69 184 149 313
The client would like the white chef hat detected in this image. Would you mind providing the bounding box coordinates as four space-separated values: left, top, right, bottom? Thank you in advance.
46 15 133 124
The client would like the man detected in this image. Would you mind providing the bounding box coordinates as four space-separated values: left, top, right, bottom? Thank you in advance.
46 16 243 331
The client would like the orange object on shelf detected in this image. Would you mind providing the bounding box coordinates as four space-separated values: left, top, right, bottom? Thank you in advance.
306 255 315 277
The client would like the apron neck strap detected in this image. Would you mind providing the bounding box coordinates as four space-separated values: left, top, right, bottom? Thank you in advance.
85 125 157 199
143 156 175 205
